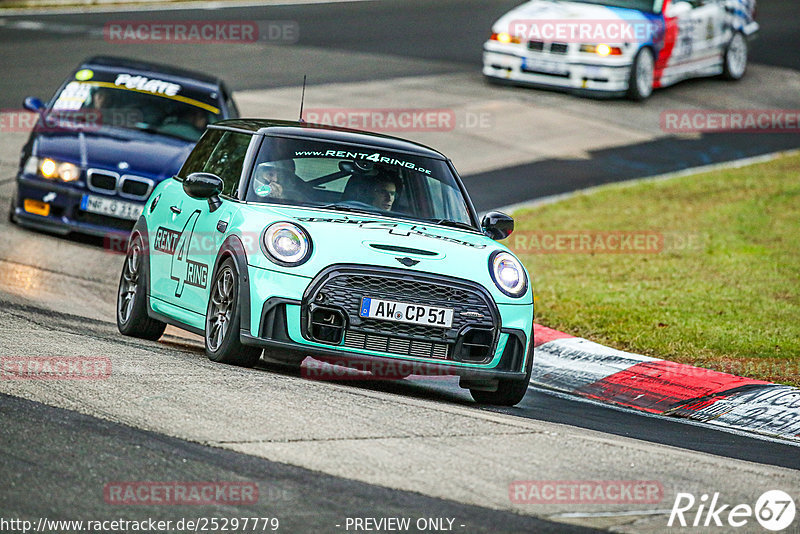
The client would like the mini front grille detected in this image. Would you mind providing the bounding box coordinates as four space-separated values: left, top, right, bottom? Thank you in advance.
344 331 448 359
550 42 568 54
304 266 500 362
528 40 544 51
87 169 118 192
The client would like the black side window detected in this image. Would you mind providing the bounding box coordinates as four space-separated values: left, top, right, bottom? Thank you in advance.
178 129 223 180
201 131 252 197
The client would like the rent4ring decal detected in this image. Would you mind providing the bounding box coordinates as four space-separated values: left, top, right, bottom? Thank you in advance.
154 227 181 255
184 260 209 289
160 212 209 296
293 149 431 174
295 217 486 249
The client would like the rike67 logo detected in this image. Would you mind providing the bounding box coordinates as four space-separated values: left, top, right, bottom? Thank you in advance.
669 490 796 531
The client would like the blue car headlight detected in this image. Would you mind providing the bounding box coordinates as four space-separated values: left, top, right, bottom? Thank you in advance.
262 222 312 266
25 156 80 182
489 250 528 298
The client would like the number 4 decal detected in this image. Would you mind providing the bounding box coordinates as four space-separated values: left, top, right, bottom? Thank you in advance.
170 210 201 297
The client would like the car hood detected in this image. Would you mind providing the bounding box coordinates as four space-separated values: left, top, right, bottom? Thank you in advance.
493 0 655 34
32 127 194 181
233 204 533 305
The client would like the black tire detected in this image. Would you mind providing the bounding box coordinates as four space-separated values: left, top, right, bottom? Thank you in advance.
116 235 167 340
469 348 534 406
205 258 261 367
8 190 18 225
626 47 655 101
721 32 747 81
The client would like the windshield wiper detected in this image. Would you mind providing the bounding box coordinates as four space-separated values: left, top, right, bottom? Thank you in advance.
317 203 379 215
427 219 476 231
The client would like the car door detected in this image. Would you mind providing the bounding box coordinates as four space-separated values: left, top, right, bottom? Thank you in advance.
670 0 719 66
149 129 221 308
171 130 253 317
149 129 251 318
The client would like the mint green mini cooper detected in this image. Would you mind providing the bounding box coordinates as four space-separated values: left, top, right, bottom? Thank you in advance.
116 119 534 405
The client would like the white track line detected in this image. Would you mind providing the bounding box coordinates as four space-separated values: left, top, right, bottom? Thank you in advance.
0 0 376 17
494 149 800 214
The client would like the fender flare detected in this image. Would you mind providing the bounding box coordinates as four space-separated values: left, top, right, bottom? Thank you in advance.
130 216 152 299
209 234 253 338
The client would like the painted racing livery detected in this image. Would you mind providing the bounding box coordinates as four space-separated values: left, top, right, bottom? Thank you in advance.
483 0 758 99
10 56 239 236
116 119 534 406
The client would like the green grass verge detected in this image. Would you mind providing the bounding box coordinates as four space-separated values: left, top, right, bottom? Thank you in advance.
511 152 800 386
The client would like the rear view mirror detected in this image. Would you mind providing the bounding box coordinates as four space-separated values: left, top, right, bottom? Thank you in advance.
184 172 224 212
481 211 514 240
23 96 44 113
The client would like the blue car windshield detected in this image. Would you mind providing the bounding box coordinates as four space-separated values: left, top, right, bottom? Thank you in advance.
49 82 222 142
568 0 662 13
245 136 475 228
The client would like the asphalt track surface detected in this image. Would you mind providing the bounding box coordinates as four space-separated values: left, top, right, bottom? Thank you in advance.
0 393 591 533
1 0 800 531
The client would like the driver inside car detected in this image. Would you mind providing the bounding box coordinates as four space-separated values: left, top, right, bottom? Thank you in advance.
252 160 305 201
364 174 399 211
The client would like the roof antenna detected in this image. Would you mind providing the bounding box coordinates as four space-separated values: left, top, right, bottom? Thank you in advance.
298 75 307 123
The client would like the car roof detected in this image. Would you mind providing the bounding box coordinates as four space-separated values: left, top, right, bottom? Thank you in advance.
81 56 224 92
211 119 447 160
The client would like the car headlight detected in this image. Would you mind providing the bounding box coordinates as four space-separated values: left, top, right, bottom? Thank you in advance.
490 32 521 44
489 250 528 298
262 222 312 266
579 44 623 56
35 157 80 182
57 162 80 182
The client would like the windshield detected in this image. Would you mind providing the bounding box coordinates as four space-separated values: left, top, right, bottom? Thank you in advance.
49 82 222 142
567 0 662 13
245 136 475 228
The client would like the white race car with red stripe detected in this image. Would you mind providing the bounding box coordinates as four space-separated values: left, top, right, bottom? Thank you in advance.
483 0 758 100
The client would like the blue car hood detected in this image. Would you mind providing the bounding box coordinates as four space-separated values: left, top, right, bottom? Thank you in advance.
33 127 194 181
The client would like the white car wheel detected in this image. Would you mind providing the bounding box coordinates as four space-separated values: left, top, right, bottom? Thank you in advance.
627 47 654 101
723 32 748 80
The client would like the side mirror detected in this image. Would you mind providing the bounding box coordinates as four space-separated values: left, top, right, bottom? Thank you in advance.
23 96 44 113
664 0 692 18
184 172 223 212
481 211 514 240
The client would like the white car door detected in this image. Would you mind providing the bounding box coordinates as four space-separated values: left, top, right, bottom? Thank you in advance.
680 0 719 65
